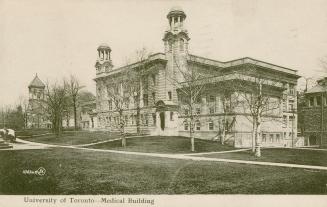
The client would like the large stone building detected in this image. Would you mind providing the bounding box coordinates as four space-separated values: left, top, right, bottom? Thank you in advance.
94 7 300 147
26 74 51 128
301 77 327 147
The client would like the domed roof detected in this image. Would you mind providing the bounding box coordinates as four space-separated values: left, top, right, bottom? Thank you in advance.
97 43 111 51
28 74 45 88
167 6 186 19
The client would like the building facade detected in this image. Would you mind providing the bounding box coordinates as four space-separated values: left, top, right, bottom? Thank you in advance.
301 77 327 147
94 7 300 147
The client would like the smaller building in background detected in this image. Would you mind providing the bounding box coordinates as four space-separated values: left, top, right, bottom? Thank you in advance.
302 77 327 146
26 74 51 128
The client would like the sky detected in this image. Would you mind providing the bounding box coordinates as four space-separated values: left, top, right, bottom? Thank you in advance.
1 0 327 106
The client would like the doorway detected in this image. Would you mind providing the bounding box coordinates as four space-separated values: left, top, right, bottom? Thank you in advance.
160 112 165 130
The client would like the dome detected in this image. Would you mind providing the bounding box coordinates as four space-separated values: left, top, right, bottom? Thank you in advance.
97 43 111 51
167 6 186 19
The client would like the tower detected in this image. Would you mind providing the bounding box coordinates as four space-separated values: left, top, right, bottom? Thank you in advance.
95 43 113 75
163 6 190 65
27 74 46 128
162 7 190 102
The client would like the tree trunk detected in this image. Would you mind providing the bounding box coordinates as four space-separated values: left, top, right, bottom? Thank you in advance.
136 106 140 135
221 116 226 145
190 118 195 152
252 120 256 153
73 100 77 131
254 117 261 157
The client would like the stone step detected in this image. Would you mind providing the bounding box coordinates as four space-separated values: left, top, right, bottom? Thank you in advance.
0 142 13 149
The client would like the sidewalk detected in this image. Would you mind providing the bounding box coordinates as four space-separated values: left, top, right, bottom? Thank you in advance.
12 138 327 171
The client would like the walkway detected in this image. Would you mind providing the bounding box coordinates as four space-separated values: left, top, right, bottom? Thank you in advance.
10 138 327 171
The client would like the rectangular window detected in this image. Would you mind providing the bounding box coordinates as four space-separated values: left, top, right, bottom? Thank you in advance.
269 134 274 143
170 112 174 121
209 107 214 114
208 121 214 130
196 121 201 130
196 96 201 104
276 134 280 143
143 94 148 106
145 114 148 126
196 108 201 115
152 113 156 126
262 134 266 142
152 92 156 103
283 115 287 128
108 100 112 110
288 100 294 111
152 74 156 86
184 122 189 130
184 109 189 115
209 95 215 102
125 115 128 125
316 96 322 106
168 91 172 100
309 97 314 107
289 116 294 128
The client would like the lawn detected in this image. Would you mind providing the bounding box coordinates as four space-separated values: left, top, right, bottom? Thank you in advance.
0 148 326 194
87 136 235 153
19 131 121 146
194 148 327 167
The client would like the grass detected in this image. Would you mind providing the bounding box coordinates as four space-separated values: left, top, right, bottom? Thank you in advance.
19 131 121 146
87 136 235 154
0 148 327 194
16 129 51 137
195 148 327 167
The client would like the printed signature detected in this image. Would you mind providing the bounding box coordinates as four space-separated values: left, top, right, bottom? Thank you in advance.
22 167 46 176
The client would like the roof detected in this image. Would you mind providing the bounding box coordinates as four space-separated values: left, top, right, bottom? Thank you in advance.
28 74 45 88
306 84 327 94
95 53 300 80
167 6 186 19
97 43 111 51
188 54 300 78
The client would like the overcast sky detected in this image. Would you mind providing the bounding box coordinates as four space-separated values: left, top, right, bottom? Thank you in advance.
1 0 327 106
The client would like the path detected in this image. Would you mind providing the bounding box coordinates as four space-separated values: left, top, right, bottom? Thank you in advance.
10 138 327 171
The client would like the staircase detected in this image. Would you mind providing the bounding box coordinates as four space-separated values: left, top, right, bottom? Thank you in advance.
0 139 13 149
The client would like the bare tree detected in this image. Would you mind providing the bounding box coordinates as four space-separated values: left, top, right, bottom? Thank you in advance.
65 75 84 131
106 76 132 147
45 81 67 137
168 56 206 152
235 67 283 157
123 47 152 135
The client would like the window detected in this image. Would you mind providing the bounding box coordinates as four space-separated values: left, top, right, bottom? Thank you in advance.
289 116 294 128
262 134 267 142
152 92 156 103
209 95 215 102
196 108 201 115
282 115 287 128
125 115 128 125
184 109 189 115
143 94 148 106
309 97 314 107
208 121 214 130
142 75 148 90
124 98 129 109
269 134 274 143
152 113 156 126
196 120 201 130
209 107 215 114
288 100 294 111
170 112 174 121
152 74 156 86
168 91 172 100
144 114 148 126
316 96 322 106
184 122 189 130
276 134 280 143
